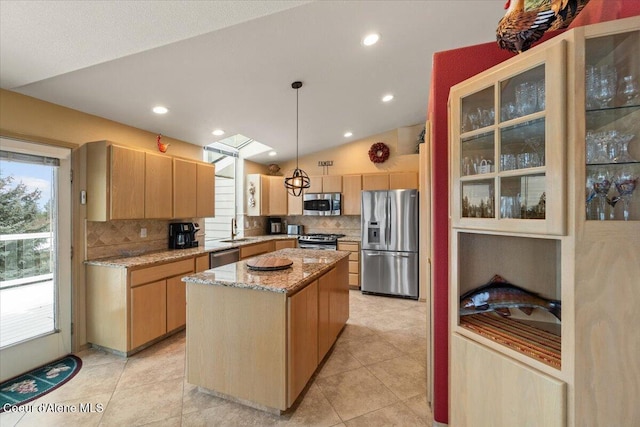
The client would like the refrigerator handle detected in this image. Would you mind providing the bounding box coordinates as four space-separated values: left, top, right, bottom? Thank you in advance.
386 195 391 245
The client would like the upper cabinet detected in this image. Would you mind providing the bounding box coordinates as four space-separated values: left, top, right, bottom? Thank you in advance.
307 175 342 193
86 141 215 221
145 152 173 219
583 26 640 222
246 174 288 216
362 173 389 191
342 175 362 215
173 159 197 219
172 158 216 219
450 37 567 235
87 142 145 221
196 163 216 218
389 172 418 189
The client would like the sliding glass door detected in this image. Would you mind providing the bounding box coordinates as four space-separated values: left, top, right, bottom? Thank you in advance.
0 138 71 381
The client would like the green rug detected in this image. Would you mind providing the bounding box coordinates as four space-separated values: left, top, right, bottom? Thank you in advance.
0 355 82 412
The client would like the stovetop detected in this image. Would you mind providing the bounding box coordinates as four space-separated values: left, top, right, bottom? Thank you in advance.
298 233 346 242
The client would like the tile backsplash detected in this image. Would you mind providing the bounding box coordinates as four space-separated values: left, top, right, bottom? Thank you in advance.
86 219 204 260
283 215 360 237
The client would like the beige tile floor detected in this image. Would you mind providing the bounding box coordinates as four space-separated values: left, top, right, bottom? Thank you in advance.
2 290 433 426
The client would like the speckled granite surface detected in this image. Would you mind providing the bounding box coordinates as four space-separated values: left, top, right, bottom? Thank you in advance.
182 248 350 295
338 236 361 243
84 235 300 269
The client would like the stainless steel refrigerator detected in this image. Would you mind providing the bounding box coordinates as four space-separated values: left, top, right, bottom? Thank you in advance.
361 189 419 299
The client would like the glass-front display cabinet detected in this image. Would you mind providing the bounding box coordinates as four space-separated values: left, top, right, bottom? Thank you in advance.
450 38 567 235
584 29 640 221
449 17 640 427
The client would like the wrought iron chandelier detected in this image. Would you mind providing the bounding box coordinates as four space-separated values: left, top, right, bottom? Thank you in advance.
284 81 311 197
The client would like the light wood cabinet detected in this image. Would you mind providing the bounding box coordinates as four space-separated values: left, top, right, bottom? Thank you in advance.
362 173 389 191
239 241 275 259
389 171 418 189
307 176 323 193
268 176 288 216
166 275 186 331
318 257 350 362
246 174 288 216
86 257 195 354
196 163 215 218
173 158 197 219
86 142 145 221
287 192 303 216
187 255 349 412
145 152 173 219
275 239 297 250
338 241 360 289
130 279 167 349
342 174 362 215
307 175 342 193
287 280 318 407
449 17 640 427
86 141 214 221
195 254 209 272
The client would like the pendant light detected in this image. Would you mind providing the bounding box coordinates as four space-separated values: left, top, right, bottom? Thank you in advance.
284 81 311 197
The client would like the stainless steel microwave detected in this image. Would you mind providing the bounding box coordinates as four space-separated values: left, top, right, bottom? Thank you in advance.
303 193 341 216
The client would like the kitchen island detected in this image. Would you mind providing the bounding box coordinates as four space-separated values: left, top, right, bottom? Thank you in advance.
183 248 350 413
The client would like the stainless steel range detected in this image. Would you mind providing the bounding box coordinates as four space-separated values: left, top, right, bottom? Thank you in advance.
297 233 345 250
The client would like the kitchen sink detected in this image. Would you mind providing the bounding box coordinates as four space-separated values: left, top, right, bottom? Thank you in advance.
219 238 254 243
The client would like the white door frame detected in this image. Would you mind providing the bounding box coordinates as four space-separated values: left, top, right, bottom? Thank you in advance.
0 138 72 381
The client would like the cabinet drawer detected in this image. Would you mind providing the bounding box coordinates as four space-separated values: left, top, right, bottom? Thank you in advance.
131 258 194 287
338 242 359 253
240 241 275 259
348 273 360 286
349 260 359 274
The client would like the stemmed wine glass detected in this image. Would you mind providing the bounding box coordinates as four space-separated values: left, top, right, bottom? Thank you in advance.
591 169 612 221
613 169 639 221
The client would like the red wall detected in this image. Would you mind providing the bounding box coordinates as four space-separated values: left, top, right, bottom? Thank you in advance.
427 1 639 424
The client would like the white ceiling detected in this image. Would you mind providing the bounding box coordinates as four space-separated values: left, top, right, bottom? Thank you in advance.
1 1 505 164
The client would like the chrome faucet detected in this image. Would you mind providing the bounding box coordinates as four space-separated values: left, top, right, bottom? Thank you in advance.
231 218 238 240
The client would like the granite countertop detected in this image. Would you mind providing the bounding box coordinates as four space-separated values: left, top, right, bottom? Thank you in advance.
337 236 361 243
182 248 350 295
84 235 300 269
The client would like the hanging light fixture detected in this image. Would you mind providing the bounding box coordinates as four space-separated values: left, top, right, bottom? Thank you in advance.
284 81 311 196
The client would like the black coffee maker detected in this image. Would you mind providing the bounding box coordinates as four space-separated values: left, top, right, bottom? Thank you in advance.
169 222 199 249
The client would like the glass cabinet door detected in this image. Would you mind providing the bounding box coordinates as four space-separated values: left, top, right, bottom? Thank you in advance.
451 40 566 235
585 30 640 221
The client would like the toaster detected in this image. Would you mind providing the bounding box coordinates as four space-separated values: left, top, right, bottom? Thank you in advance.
287 224 303 235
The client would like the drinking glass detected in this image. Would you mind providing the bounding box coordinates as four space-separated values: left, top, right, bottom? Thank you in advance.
620 74 639 106
591 169 612 220
613 169 639 221
536 79 545 111
516 82 537 115
586 65 599 109
595 65 617 108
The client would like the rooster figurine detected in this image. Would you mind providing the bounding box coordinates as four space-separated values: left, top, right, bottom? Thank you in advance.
157 134 169 153
497 0 590 54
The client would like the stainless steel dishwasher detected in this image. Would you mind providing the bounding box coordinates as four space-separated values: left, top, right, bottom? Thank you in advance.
209 248 240 268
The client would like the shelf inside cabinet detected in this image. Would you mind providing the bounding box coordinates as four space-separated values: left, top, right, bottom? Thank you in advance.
460 313 560 369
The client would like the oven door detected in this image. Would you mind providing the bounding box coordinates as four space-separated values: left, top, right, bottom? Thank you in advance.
297 240 337 250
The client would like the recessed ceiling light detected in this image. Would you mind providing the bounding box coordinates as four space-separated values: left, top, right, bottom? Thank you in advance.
362 33 380 46
382 94 394 103
152 106 168 114
212 129 225 136
269 151 277 156
344 132 353 138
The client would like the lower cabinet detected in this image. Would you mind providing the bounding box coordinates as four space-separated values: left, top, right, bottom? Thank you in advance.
337 241 360 289
275 238 297 250
187 256 349 411
166 275 186 332
131 280 167 349
287 280 318 406
239 241 275 259
87 257 194 355
451 334 566 427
